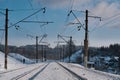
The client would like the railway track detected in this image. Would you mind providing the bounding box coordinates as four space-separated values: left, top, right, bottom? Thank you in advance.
60 62 120 80
0 65 32 74
57 62 87 80
0 63 49 80
0 62 119 80
10 63 49 80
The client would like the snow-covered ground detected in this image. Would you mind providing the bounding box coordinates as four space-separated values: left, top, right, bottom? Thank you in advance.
9 53 35 64
0 61 120 80
64 49 82 62
33 62 80 80
0 51 26 71
60 62 120 80
0 51 120 80
0 63 46 80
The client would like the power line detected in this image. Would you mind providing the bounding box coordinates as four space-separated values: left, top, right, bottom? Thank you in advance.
0 29 5 31
8 7 46 28
27 0 34 9
102 13 120 21
0 8 40 12
0 11 5 15
11 9 40 11
67 10 85 30
61 0 75 35
70 0 74 10
90 14 120 32
27 0 48 35
0 9 6 11
89 21 101 33
21 21 53 23
81 12 120 33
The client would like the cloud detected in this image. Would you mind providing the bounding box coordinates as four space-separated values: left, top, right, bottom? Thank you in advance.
34 0 92 9
90 1 120 28
91 1 120 18
34 0 120 17
34 0 69 9
34 0 120 28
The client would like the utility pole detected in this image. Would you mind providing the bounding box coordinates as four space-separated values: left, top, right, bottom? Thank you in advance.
62 45 65 62
67 9 101 67
27 34 47 63
40 42 49 62
60 47 62 62
4 8 8 69
57 34 72 63
84 10 88 68
83 10 101 68
36 36 38 63
42 45 43 62
44 46 47 61
69 36 72 63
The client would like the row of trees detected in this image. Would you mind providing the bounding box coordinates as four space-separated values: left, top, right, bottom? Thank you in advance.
0 40 77 60
99 44 120 56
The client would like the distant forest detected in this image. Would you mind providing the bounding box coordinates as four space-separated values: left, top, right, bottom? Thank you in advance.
98 44 120 56
87 44 120 59
0 43 120 59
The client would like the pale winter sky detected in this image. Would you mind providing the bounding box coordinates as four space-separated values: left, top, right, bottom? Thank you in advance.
0 0 120 48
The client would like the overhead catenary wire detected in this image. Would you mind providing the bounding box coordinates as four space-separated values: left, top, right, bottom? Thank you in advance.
13 23 46 41
65 9 103 35
89 13 120 32
28 0 34 9
60 0 75 35
89 21 101 33
0 8 40 12
14 25 35 37
0 11 5 15
12 5 51 46
0 9 6 11
68 10 85 30
103 13 120 21
87 10 120 32
70 0 74 11
27 0 48 36
13 22 49 43
0 8 38 11
9 9 41 12
27 0 40 21
8 7 46 28
21 21 53 23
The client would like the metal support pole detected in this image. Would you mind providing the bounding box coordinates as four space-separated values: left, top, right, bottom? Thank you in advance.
69 36 72 63
36 36 38 63
4 8 8 69
84 10 88 68
63 45 64 62
42 45 44 62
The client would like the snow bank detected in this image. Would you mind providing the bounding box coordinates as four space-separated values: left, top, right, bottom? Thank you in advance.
60 62 120 80
64 49 82 62
9 53 35 64
0 51 26 71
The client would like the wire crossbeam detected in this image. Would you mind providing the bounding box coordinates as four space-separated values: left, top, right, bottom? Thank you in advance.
8 7 46 28
67 10 85 30
21 21 53 24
